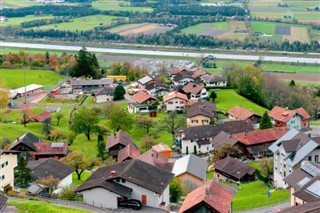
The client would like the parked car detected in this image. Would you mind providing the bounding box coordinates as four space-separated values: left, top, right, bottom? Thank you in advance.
119 199 142 210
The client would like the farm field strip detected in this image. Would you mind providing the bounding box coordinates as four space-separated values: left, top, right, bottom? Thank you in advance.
92 0 153 12
0 16 54 27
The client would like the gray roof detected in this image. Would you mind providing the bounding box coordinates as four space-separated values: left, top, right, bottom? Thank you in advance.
278 200 320 213
138 76 153 85
210 131 238 149
94 86 115 95
187 101 216 120
172 154 207 181
0 194 8 209
201 74 226 83
282 139 301 153
28 183 43 195
269 129 301 153
71 79 113 86
9 132 42 151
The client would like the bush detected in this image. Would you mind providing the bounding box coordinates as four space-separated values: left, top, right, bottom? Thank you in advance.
58 185 77 201
7 190 17 197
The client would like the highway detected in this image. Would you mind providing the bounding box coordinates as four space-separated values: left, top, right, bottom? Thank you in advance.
1 41 320 64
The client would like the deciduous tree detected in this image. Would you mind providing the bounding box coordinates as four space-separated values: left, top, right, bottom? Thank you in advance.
170 177 185 202
71 108 99 140
37 175 60 194
135 115 153 134
211 144 241 163
159 111 186 140
55 111 64 126
141 136 157 153
108 106 133 132
0 82 10 108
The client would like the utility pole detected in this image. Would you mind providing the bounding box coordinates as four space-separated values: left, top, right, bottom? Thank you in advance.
23 67 27 128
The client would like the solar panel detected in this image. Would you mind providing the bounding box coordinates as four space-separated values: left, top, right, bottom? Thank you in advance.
51 142 64 148
306 180 320 197
298 177 311 187
301 162 320 177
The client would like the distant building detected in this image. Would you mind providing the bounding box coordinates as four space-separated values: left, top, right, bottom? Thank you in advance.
93 86 115 103
0 150 19 190
10 84 43 99
227 106 261 129
200 74 227 87
70 79 113 94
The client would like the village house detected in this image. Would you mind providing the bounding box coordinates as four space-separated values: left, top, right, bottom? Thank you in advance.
139 148 173 172
117 144 140 163
10 84 43 99
227 106 261 129
76 159 174 209
200 74 227 87
182 82 208 100
186 100 217 127
172 154 207 193
269 106 310 130
106 130 139 160
27 158 74 194
70 78 113 94
269 129 320 188
163 91 188 112
172 71 194 86
179 180 234 213
9 133 42 160
283 161 320 207
175 120 254 155
127 90 157 113
214 156 255 183
152 144 172 158
144 80 170 97
32 111 52 123
93 86 115 103
169 66 190 79
0 150 19 191
137 76 154 89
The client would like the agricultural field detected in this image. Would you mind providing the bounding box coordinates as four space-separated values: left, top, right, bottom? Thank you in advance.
107 23 173 36
92 0 153 12
258 62 320 74
34 15 124 31
0 16 53 27
251 21 310 43
1 0 40 8
181 21 249 41
0 69 65 90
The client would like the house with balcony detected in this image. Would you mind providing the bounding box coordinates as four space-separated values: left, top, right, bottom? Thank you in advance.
127 91 157 114
186 101 217 127
163 91 188 112
200 74 227 87
182 82 208 100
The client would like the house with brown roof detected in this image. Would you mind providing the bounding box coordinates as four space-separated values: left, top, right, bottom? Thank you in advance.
232 127 289 159
187 101 217 127
200 74 227 87
145 80 170 97
76 159 174 209
182 82 208 100
9 133 42 160
179 180 234 213
0 150 19 191
33 142 69 160
93 86 115 103
269 106 310 130
227 106 262 129
127 91 157 114
214 156 255 183
139 148 173 172
163 91 188 112
117 144 140 163
152 144 172 158
106 130 139 160
137 76 155 89
279 201 320 213
172 71 195 86
33 111 52 123
283 161 320 207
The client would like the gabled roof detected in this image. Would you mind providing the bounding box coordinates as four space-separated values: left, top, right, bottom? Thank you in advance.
178 120 254 141
152 144 171 153
139 149 173 172
172 72 194 82
179 181 234 213
172 154 207 181
282 139 301 153
182 82 204 95
278 201 320 213
9 132 42 151
0 194 8 210
71 79 113 86
185 99 198 106
33 111 52 123
77 159 174 194
145 79 168 91
131 91 156 104
201 74 226 83
293 176 320 202
227 106 260 120
34 142 69 156
187 100 216 120
210 131 238 149
27 158 74 180
106 130 138 150
137 76 153 85
117 144 140 163
94 86 115 96
295 107 311 120
191 68 208 79
170 66 188 76
214 156 255 180
100 181 132 197
232 127 288 146
269 106 300 122
163 91 188 102
0 149 20 155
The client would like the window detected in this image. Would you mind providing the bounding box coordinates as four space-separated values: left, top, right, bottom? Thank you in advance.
1 175 4 180
5 161 8 166
315 155 319 163
168 101 173 104
284 171 286 177
180 101 184 104
308 156 312 161
284 164 286 168
191 120 198 123
275 167 277 170
122 179 126 183
202 120 208 124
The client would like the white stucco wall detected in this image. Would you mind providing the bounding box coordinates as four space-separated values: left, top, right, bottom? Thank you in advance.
59 174 72 188
206 81 227 87
181 140 212 155
286 114 302 130
95 94 113 103
174 78 194 86
165 98 186 111
0 153 17 189
81 188 119 209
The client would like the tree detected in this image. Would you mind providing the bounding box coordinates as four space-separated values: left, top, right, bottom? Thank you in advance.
289 80 296 87
0 137 11 149
37 175 60 194
169 177 185 202
211 144 241 163
55 111 64 126
259 158 273 180
0 82 10 108
159 111 186 140
96 125 109 160
113 84 126 101
14 155 32 188
61 152 100 180
108 105 133 132
71 108 99 140
58 185 77 201
42 118 51 138
135 115 154 134
260 111 273 130
70 47 100 78
210 90 217 102
141 136 157 153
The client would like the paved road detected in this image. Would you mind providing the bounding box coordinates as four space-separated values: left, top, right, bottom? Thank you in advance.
237 202 290 213
1 41 320 64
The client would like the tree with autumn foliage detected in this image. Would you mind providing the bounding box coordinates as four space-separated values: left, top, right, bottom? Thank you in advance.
0 81 10 108
211 144 242 163
37 175 60 194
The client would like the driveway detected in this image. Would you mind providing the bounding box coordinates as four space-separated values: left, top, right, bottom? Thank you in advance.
237 201 290 213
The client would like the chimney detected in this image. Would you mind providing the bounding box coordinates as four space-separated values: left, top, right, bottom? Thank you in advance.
285 107 288 110
110 171 117 177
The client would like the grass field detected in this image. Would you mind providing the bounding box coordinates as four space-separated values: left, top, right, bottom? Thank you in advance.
0 69 65 90
259 62 320 74
232 180 289 211
8 200 91 213
92 0 153 12
214 89 268 115
1 0 40 8
107 23 145 33
72 171 92 186
0 16 53 27
35 15 123 31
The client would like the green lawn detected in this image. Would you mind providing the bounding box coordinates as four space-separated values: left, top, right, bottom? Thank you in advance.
35 15 123 31
107 23 145 33
232 180 289 211
181 21 229 34
0 69 65 90
2 0 40 8
72 171 92 186
259 63 320 74
8 200 91 213
1 16 53 27
215 89 268 115
92 0 153 12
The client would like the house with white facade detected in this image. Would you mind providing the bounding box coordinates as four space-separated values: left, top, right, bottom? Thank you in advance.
93 86 115 103
76 159 174 210
27 158 74 193
0 150 19 190
182 82 208 100
172 72 194 86
163 91 188 112
269 129 320 188
200 74 227 87
70 78 113 94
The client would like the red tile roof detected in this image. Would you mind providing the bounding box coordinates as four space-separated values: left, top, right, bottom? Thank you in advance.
227 106 258 120
34 111 52 123
139 149 173 172
34 142 68 156
117 144 140 162
185 99 198 106
131 91 156 104
269 106 299 122
232 127 289 145
182 82 204 95
179 181 233 213
170 66 188 76
163 91 188 102
295 107 311 120
192 68 208 79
